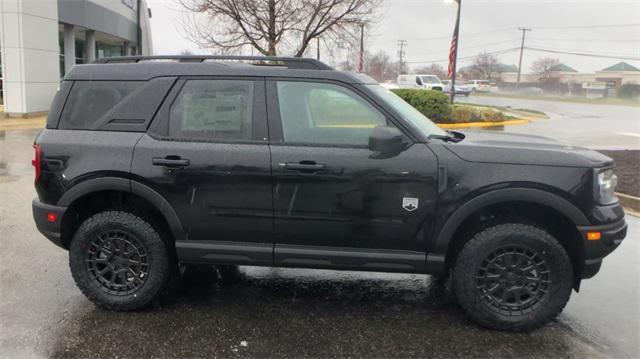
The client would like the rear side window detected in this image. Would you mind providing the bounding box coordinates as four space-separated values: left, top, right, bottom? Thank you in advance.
60 81 141 129
169 80 254 141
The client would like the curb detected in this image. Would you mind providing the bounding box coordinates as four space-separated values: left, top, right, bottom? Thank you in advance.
617 192 640 214
438 119 529 129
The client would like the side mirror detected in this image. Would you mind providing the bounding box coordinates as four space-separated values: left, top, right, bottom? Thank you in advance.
368 126 407 154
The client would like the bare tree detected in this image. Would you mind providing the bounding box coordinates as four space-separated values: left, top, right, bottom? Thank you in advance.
178 0 381 57
365 51 398 82
531 57 561 77
469 52 499 80
412 64 447 80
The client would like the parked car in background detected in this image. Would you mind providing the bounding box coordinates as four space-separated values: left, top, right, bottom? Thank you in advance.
442 80 471 96
397 74 443 91
380 81 399 90
466 80 491 92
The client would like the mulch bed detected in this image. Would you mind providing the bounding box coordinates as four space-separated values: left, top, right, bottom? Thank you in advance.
598 150 639 197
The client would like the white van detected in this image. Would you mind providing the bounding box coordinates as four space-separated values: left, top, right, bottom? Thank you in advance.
466 80 491 92
397 74 444 91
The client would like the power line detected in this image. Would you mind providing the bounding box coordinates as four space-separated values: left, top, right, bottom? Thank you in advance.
528 37 640 43
525 44 639 57
525 47 640 61
406 47 521 64
411 38 521 56
404 27 514 41
402 23 640 42
532 23 640 30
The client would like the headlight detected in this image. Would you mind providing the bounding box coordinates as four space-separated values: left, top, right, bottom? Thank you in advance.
596 169 618 205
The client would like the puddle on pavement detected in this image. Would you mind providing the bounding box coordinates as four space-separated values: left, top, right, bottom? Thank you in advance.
49 266 610 358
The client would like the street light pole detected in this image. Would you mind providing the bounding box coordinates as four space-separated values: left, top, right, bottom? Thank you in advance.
448 0 462 104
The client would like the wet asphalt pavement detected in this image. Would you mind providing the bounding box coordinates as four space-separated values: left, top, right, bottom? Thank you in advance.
1 126 639 358
458 95 640 150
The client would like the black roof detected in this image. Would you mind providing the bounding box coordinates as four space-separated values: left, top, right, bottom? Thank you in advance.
66 55 376 84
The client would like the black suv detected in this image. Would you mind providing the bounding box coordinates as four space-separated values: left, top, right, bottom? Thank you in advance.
32 56 627 331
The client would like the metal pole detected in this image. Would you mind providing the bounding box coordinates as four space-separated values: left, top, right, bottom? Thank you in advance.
516 27 531 88
317 37 320 60
358 23 365 72
449 0 461 104
397 40 407 75
137 0 142 55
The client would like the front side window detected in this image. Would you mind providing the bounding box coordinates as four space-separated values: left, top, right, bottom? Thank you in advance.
366 84 447 138
170 80 254 141
420 76 440 84
276 81 387 146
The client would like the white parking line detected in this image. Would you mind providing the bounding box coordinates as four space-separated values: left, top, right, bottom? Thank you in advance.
616 132 640 138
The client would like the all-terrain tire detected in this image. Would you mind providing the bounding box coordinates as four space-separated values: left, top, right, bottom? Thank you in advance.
69 210 174 311
453 223 573 332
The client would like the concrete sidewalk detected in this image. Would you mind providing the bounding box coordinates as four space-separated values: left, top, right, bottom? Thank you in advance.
0 106 46 131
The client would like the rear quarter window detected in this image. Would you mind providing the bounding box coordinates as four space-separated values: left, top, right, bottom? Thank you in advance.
59 81 141 129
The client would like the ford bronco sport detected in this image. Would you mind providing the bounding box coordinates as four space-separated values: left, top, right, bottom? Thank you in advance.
32 56 627 331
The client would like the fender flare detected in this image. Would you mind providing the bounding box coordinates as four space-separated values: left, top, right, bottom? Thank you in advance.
58 177 186 241
430 187 589 257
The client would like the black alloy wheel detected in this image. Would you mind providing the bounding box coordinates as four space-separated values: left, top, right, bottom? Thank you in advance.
86 230 149 296
476 245 550 315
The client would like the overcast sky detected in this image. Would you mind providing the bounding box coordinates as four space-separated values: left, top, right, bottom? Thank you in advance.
146 0 640 73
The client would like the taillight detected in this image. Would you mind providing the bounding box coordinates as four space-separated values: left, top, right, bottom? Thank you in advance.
32 144 42 184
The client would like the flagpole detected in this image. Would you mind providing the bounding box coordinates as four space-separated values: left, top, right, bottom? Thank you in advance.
449 0 461 104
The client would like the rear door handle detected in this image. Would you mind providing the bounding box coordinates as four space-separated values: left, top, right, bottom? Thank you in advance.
152 156 190 168
284 161 326 172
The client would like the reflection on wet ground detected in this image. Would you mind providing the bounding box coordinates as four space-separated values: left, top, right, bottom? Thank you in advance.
49 266 610 358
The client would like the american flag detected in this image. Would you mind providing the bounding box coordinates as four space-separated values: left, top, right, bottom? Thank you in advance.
447 33 457 79
448 0 461 79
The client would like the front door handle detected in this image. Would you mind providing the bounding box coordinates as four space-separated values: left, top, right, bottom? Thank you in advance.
152 156 190 169
284 161 326 172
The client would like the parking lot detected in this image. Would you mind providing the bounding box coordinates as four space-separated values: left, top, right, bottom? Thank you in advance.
1 123 638 358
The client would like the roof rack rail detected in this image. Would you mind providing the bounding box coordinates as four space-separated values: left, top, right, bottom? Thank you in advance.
94 55 333 70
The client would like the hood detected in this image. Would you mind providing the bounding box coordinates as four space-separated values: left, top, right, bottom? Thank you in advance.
444 130 614 168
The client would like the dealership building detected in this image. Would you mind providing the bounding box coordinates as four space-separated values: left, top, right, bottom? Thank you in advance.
0 0 153 116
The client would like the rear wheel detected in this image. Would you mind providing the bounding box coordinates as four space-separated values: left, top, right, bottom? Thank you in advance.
453 223 573 331
69 210 174 311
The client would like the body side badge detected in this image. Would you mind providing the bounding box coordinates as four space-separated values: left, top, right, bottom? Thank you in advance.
402 197 419 212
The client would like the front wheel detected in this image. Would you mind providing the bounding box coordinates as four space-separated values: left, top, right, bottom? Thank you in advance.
69 210 174 311
453 223 573 331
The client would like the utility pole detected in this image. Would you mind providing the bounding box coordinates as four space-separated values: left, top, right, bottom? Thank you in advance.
357 22 365 72
397 40 407 75
316 37 321 60
516 27 532 88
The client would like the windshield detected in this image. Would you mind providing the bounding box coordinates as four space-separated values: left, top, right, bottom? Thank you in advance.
366 84 447 138
420 76 440 84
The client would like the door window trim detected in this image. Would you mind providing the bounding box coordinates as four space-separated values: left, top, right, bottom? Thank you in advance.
148 76 269 144
265 78 414 148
